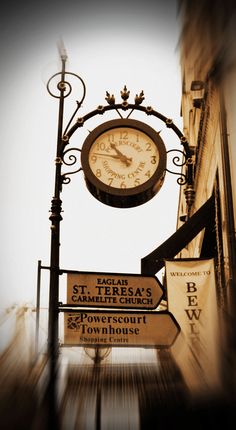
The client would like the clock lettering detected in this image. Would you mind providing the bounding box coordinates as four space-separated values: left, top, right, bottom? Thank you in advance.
119 131 128 140
151 156 157 164
103 160 125 180
107 133 114 143
96 141 106 151
129 142 143 152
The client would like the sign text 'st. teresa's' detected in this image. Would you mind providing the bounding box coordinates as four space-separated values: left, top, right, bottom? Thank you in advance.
67 272 163 309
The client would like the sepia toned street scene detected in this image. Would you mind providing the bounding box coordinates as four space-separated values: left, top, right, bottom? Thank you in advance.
1 1 236 429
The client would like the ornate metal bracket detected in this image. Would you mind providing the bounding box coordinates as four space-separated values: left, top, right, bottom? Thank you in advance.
64 85 191 157
166 149 188 185
60 147 82 185
47 64 194 210
46 69 86 139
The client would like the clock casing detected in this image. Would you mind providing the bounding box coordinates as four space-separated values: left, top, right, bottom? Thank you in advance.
81 118 167 208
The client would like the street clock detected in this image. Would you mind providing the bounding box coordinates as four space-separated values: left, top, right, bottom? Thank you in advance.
81 118 167 208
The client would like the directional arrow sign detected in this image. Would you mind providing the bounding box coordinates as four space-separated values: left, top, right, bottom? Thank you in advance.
63 310 180 348
67 271 164 310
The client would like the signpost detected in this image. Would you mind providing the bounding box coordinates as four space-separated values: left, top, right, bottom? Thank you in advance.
66 271 164 310
62 309 180 348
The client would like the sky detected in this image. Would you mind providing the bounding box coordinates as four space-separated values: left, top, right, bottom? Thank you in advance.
0 0 183 315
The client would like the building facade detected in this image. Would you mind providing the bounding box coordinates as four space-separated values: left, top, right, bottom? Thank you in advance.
176 0 236 400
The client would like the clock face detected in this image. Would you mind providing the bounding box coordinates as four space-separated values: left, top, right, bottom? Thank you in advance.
88 126 160 189
81 119 167 208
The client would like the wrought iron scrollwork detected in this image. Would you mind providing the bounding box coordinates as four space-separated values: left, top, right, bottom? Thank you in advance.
46 71 86 136
47 72 72 99
47 71 86 102
166 149 188 185
61 147 82 185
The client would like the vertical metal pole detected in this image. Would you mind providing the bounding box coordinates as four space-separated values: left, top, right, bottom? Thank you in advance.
35 260 41 358
47 47 67 430
94 349 102 430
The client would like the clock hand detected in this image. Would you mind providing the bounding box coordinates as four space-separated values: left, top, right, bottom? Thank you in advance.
110 143 132 166
92 152 121 160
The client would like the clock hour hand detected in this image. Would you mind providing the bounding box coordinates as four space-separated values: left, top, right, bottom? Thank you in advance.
110 143 132 166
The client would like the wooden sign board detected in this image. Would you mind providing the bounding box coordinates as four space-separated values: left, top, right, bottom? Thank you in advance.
67 271 164 310
63 309 180 348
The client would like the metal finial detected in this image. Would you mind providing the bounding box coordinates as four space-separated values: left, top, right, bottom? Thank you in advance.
120 85 130 101
135 90 145 105
105 91 115 105
57 38 68 61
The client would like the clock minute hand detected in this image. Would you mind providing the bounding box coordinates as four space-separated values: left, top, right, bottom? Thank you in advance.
93 152 121 160
110 143 132 166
